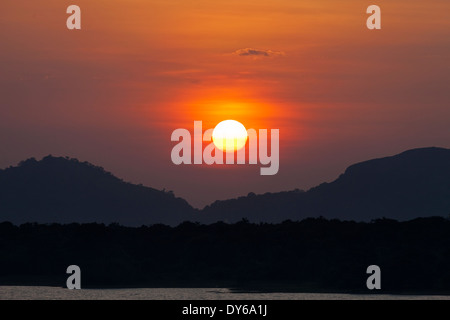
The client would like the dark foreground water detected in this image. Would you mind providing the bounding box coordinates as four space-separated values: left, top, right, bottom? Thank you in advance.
1 286 449 300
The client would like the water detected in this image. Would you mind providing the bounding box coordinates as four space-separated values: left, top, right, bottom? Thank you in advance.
1 286 449 300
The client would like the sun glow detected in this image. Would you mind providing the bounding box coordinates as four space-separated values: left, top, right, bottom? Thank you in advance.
212 120 248 152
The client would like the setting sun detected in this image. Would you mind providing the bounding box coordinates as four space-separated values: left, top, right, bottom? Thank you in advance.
212 120 248 152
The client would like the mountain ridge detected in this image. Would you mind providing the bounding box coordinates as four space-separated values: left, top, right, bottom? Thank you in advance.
1 147 450 225
202 146 450 222
0 155 196 226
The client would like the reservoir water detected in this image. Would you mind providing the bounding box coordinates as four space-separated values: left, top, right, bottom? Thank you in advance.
1 286 449 300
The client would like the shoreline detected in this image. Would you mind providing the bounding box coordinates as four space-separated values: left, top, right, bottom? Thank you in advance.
1 281 449 296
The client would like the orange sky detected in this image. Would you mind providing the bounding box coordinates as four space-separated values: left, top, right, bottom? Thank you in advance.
1 1 450 207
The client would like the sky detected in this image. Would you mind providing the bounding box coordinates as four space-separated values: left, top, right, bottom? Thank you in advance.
1 0 450 208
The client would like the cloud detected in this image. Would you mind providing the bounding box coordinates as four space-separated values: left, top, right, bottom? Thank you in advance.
232 48 285 58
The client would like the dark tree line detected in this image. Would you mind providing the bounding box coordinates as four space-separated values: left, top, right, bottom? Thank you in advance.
1 217 450 293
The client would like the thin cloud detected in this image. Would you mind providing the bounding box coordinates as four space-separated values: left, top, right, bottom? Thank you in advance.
232 48 285 58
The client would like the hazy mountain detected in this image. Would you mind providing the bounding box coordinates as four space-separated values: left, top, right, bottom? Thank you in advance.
201 147 450 223
0 156 196 226
1 147 450 226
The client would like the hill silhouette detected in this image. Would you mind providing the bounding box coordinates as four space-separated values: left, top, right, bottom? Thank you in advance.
2 149 450 292
1 147 450 225
0 156 196 226
202 147 450 223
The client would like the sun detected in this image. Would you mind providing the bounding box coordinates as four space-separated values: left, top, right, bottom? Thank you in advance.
212 120 248 152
